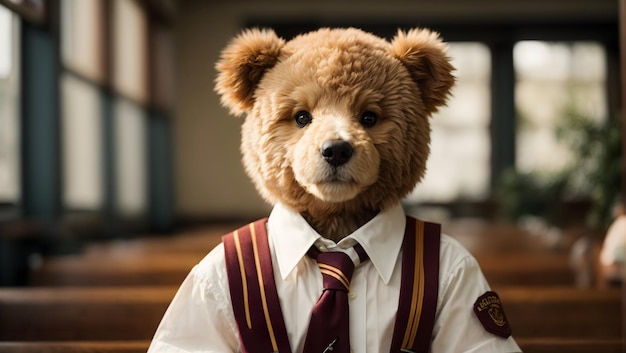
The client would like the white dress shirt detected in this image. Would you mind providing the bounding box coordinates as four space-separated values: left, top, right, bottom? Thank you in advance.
149 203 521 353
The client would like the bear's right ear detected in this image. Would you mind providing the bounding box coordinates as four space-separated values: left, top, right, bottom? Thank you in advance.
215 28 285 116
389 28 455 114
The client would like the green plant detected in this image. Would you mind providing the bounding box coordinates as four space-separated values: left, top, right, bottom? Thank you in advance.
555 109 621 227
497 109 621 228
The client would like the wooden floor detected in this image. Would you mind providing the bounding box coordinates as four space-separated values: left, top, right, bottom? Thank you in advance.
1 218 624 352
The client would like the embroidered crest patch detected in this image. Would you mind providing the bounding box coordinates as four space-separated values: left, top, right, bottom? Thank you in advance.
473 291 512 338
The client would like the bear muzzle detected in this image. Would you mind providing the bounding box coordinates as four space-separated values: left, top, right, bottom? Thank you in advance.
321 140 353 167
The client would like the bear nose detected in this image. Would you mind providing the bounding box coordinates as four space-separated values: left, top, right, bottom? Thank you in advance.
321 140 353 167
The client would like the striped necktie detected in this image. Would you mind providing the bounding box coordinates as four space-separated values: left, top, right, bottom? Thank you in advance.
303 245 368 353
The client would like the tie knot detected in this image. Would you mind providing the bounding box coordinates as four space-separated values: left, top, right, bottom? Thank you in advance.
315 251 355 291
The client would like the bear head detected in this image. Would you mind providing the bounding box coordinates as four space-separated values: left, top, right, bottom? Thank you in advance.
215 27 455 240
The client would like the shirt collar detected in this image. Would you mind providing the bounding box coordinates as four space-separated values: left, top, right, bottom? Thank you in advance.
267 202 406 284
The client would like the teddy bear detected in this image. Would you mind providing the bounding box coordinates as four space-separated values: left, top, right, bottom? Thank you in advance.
149 27 521 353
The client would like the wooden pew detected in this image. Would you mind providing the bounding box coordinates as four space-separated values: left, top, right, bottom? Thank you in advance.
27 218 585 287
0 285 621 353
1 339 622 353
29 250 576 287
29 221 578 287
28 225 227 286
516 338 625 353
0 286 176 341
477 252 575 286
11 220 615 353
0 341 150 353
81 224 235 257
0 286 620 341
497 286 622 339
29 254 202 286
443 219 579 254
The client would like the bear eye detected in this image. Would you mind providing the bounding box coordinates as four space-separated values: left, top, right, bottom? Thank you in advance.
360 111 378 128
294 111 312 128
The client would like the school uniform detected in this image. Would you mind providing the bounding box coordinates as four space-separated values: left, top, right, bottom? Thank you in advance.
148 202 521 353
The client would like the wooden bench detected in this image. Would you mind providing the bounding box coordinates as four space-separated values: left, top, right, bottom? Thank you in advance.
30 252 577 287
497 286 622 339
1 338 622 353
80 223 237 257
0 286 176 341
443 219 583 254
0 341 150 353
27 225 229 286
478 252 575 286
0 286 620 341
29 254 202 286
29 242 577 287
25 217 591 287
516 338 625 353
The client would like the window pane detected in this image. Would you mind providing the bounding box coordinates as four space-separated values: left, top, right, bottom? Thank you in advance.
61 74 103 210
61 0 104 81
514 41 607 174
0 6 20 204
112 0 147 103
114 98 147 216
408 42 491 203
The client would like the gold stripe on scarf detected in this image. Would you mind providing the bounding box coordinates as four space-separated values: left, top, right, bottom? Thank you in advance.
250 223 279 352
233 230 252 329
403 220 425 349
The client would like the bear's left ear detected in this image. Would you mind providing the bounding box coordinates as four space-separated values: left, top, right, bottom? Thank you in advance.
215 28 286 116
389 28 455 113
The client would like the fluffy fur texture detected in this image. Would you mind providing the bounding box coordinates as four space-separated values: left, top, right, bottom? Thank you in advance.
215 27 455 241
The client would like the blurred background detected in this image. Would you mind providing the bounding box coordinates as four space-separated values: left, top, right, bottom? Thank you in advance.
0 1 624 352
0 0 621 283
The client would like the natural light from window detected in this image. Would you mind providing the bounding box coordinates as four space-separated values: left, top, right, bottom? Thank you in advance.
0 5 19 204
407 42 491 204
514 41 607 175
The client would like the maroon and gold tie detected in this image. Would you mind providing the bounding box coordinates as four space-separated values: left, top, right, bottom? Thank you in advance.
303 246 367 353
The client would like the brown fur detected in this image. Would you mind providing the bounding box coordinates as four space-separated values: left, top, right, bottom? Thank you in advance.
215 27 455 241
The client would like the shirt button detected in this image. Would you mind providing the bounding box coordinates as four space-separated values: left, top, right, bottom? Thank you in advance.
318 244 327 251
348 291 356 299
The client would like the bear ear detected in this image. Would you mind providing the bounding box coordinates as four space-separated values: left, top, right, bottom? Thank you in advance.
215 28 286 116
389 28 455 113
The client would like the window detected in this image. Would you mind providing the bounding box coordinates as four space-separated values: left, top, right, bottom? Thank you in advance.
514 41 607 174
61 74 103 210
0 5 20 209
408 42 492 203
111 0 149 218
112 0 148 104
114 98 147 216
61 0 104 82
60 0 105 211
60 0 152 221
